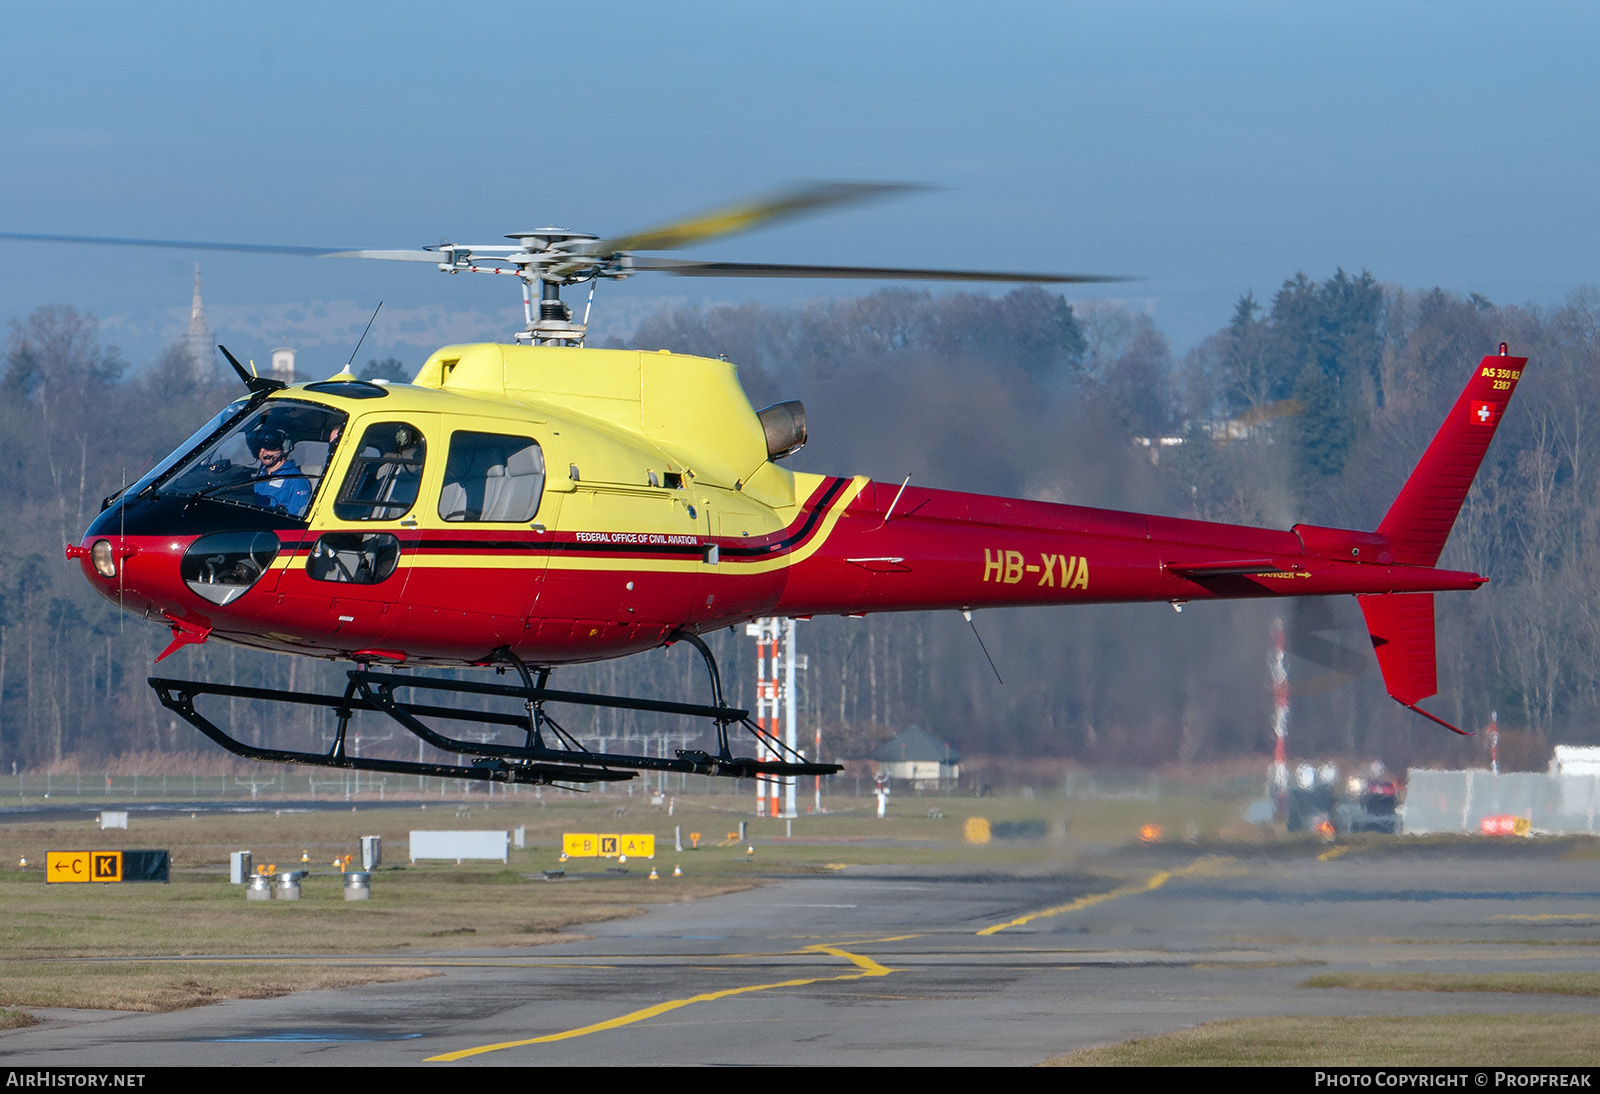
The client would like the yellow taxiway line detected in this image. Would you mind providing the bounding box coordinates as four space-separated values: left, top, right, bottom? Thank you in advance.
1492 913 1600 921
426 942 896 1062
976 857 1222 937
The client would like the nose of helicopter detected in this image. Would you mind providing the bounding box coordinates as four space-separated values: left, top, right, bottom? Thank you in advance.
68 532 201 622
72 524 291 658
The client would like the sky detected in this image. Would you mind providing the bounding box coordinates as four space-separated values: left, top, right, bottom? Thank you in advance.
3 2 1598 376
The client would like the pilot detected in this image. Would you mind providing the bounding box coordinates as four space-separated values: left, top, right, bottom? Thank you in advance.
252 429 312 517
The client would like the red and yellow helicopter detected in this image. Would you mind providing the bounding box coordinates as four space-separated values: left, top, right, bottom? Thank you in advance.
25 183 1523 786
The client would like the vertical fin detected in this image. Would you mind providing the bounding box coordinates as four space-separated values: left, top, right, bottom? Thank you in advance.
1376 346 1526 566
1357 592 1436 705
1357 592 1470 735
1358 347 1524 736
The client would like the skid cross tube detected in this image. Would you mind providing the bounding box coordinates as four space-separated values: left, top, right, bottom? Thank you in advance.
352 669 837 777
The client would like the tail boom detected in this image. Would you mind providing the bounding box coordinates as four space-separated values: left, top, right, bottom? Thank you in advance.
773 489 1489 619
772 348 1523 735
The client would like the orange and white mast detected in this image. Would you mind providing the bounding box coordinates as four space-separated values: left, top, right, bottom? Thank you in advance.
747 617 801 818
1269 617 1290 818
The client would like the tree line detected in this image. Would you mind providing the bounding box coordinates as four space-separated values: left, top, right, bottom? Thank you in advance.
2 275 1596 774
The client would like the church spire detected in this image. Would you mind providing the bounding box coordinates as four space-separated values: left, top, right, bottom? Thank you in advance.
187 263 212 381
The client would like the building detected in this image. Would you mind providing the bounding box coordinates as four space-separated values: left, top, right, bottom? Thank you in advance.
1550 746 1600 777
186 264 212 383
875 726 960 791
271 347 296 384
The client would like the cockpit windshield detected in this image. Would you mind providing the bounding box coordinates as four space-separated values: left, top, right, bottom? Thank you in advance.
111 396 254 507
155 400 349 519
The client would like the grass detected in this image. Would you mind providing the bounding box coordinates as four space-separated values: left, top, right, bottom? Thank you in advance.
0 864 752 958
1044 1014 1600 1066
1051 972 1600 1065
0 789 1255 1016
0 799 760 1013
1305 971 1600 996
0 854 747 1012
0 858 743 1013
0 963 433 1013
0 788 1271 886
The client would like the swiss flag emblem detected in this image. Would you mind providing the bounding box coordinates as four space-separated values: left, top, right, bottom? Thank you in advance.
1470 401 1497 427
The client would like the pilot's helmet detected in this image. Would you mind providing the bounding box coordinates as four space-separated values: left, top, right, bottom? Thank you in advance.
253 428 290 457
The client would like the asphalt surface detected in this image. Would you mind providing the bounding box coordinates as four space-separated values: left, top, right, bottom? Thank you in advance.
5 841 1600 1066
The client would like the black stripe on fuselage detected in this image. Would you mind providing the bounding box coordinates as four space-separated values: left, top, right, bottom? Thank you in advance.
282 477 852 561
720 476 849 558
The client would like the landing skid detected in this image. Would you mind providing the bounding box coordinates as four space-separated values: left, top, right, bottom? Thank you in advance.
149 635 841 787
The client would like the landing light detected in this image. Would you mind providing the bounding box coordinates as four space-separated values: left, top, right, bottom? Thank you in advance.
91 539 116 579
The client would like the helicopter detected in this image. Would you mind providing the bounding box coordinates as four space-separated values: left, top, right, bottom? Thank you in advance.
29 182 1523 787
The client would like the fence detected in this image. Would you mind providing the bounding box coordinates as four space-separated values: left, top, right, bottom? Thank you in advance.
6 770 547 803
2 768 843 804
1403 769 1600 835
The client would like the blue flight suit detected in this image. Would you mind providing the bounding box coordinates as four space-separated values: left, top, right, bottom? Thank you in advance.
254 459 312 517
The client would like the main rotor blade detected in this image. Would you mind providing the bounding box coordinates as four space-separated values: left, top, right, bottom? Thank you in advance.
319 249 447 262
591 181 925 254
0 231 438 262
627 256 1133 284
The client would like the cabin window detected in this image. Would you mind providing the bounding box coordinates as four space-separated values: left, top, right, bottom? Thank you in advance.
306 532 401 584
333 422 427 521
438 432 545 523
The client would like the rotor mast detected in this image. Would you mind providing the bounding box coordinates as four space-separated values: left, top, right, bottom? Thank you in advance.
504 229 602 346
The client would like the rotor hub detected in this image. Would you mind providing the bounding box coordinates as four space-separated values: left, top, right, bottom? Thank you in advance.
506 228 598 247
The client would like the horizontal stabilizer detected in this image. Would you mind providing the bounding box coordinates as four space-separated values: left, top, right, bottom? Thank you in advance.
1166 558 1288 577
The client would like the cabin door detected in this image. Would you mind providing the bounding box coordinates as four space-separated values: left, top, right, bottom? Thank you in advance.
387 425 551 655
279 416 435 652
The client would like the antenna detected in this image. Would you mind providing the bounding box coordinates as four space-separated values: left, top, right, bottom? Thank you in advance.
961 610 1004 685
339 301 383 377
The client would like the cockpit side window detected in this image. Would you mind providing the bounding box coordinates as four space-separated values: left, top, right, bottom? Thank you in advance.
334 421 427 521
438 432 545 523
